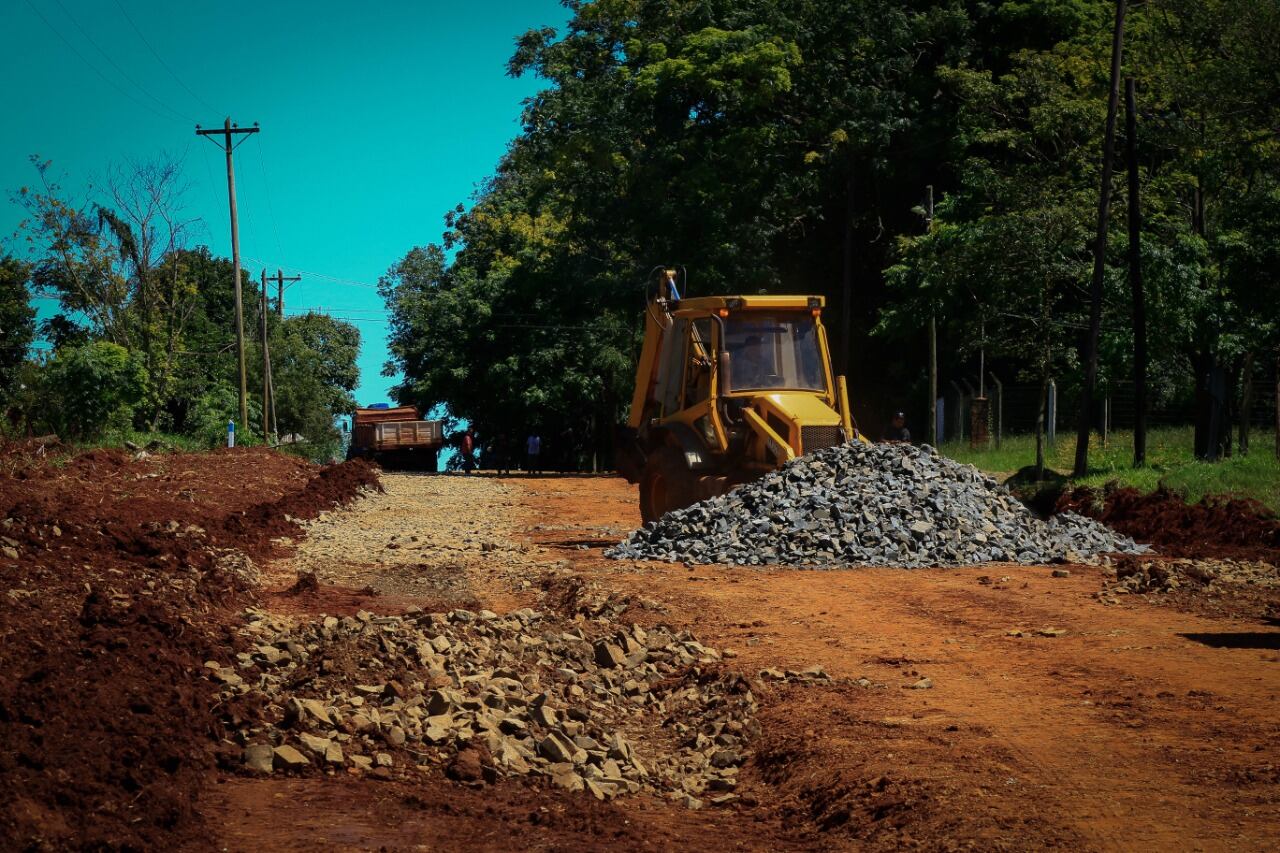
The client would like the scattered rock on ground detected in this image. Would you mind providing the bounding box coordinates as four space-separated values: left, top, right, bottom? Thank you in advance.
212 604 790 806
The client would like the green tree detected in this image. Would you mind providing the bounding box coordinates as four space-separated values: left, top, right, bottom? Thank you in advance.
41 341 147 440
382 0 1279 468
14 155 200 428
0 255 36 400
272 312 359 458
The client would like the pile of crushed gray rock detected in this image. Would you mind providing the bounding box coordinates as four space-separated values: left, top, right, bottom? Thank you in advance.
209 604 807 808
608 443 1147 567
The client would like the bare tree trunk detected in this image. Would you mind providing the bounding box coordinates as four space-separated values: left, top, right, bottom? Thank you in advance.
1238 351 1253 456
1125 76 1147 467
1223 356 1242 459
1035 373 1048 481
1075 0 1127 478
839 166 855 376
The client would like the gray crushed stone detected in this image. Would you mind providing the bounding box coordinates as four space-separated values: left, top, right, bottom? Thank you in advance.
608 442 1148 567
212 604 815 806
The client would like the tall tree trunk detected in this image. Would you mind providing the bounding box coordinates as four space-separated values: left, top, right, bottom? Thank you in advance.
1193 351 1219 460
1074 0 1127 478
839 166 855 376
1238 351 1253 456
1125 76 1147 467
1035 373 1048 482
1223 356 1243 459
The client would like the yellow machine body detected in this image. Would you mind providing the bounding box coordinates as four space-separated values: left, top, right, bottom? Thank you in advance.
618 281 866 522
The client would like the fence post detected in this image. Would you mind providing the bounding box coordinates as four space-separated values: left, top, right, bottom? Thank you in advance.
1102 395 1110 450
961 379 978 442
989 372 1003 449
949 380 966 441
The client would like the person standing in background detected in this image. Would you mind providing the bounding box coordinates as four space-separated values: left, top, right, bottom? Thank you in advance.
884 412 911 443
461 429 476 473
526 433 542 474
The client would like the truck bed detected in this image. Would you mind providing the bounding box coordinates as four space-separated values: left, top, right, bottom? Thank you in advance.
354 420 442 451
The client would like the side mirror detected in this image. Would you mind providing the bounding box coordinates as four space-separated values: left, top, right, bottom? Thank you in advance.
718 350 731 391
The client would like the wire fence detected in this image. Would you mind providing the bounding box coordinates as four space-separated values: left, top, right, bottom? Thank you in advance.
935 358 1278 448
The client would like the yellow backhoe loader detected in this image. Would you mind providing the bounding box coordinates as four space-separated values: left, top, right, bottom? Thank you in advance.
616 268 867 522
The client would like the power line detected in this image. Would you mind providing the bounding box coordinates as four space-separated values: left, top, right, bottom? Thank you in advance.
20 0 185 125
49 0 196 123
242 258 381 289
254 136 286 260
110 0 220 115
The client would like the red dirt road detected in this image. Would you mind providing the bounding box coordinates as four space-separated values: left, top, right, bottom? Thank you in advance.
6 450 1275 851
526 475 1280 851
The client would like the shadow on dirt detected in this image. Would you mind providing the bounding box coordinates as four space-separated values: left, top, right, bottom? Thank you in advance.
1179 632 1280 650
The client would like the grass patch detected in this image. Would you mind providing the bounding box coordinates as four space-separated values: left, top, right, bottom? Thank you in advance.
90 429 211 453
941 426 1280 513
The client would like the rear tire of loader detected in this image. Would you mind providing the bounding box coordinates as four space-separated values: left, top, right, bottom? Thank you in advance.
639 446 696 524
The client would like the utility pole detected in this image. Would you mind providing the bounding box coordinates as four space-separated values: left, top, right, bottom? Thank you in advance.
196 118 259 431
260 269 271 443
1125 76 1147 467
1074 0 1126 478
926 185 938 447
263 269 301 317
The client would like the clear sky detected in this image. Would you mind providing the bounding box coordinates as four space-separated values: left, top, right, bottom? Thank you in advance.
1 0 567 407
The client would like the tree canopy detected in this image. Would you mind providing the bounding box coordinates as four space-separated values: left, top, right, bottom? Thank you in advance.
383 0 1280 466
9 158 360 456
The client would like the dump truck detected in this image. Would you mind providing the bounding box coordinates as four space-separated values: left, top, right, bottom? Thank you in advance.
347 404 443 470
616 269 866 522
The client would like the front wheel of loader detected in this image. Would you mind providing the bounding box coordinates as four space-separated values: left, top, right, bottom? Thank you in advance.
639 446 696 524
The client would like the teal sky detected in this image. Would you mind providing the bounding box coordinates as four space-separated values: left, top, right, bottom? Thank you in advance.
1 0 566 407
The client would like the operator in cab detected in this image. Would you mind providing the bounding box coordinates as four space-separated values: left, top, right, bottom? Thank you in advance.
884 412 911 443
734 335 774 389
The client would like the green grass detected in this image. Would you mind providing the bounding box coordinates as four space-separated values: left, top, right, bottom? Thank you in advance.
940 426 1280 512
90 429 210 453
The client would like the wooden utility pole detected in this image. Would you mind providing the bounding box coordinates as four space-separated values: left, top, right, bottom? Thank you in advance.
1125 76 1147 467
926 185 938 446
267 357 278 441
260 269 271 442
196 118 259 431
1074 0 1126 478
266 268 300 317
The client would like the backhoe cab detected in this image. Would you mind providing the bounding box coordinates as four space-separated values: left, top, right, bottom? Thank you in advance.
617 268 865 523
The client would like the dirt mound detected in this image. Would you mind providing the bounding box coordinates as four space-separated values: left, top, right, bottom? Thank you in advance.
1058 486 1280 561
220 457 381 553
0 448 379 850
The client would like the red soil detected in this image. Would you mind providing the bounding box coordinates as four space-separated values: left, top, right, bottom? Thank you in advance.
1057 485 1280 560
0 446 377 851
